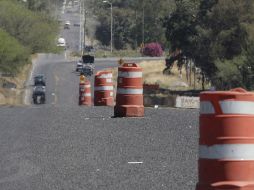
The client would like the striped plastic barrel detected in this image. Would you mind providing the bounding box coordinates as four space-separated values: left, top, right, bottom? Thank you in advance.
114 63 144 117
197 88 254 190
79 80 92 106
94 71 114 106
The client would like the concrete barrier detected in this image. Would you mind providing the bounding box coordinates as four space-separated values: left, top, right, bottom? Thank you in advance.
144 94 176 107
175 96 200 109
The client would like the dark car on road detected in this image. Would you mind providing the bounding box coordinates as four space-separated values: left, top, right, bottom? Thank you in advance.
82 55 94 64
84 46 95 53
32 86 46 104
34 75 46 86
80 65 94 77
79 55 94 76
64 21 71 29
76 60 83 72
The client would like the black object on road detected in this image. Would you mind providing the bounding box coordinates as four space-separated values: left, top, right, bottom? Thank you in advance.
76 61 83 72
82 55 94 64
34 75 46 86
32 86 46 104
80 65 94 77
80 55 94 76
33 74 46 104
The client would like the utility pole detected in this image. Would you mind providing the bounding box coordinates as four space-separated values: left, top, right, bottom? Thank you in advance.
110 3 113 53
135 9 138 49
83 9 87 54
103 1 113 53
142 1 145 45
79 0 82 53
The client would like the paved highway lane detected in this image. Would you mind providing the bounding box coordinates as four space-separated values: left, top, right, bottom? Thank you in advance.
0 106 198 190
25 53 80 106
61 3 81 51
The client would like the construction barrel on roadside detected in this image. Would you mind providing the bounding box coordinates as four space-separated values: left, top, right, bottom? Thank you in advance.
80 74 85 83
79 80 92 106
118 58 124 66
197 88 254 190
94 71 114 106
114 63 144 117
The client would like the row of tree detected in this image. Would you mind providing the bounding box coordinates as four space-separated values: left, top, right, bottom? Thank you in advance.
0 0 60 75
86 0 174 50
164 0 254 90
89 0 254 89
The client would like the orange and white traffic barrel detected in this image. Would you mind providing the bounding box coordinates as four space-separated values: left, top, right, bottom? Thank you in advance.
196 88 254 190
94 71 114 106
80 74 85 83
79 80 92 106
114 63 144 117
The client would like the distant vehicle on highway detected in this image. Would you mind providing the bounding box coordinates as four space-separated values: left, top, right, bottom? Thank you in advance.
64 21 71 29
80 55 95 76
76 60 83 72
57 37 66 47
82 54 95 64
73 23 80 27
66 10 72 14
80 65 94 77
74 0 79 5
34 74 46 86
32 86 46 104
84 45 95 53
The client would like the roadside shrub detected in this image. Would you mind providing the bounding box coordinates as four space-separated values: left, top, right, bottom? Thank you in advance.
0 0 59 53
0 29 30 75
142 43 163 57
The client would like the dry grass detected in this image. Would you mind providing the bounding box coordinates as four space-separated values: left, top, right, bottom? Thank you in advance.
109 60 204 90
138 60 204 90
0 63 32 105
139 60 179 89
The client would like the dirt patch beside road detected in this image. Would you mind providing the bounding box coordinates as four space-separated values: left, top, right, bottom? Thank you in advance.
0 63 32 105
110 60 196 90
108 60 203 107
139 60 194 90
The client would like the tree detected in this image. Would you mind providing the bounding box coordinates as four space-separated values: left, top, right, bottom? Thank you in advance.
0 29 30 74
163 0 199 56
163 0 254 90
91 0 175 50
194 0 252 89
0 0 59 53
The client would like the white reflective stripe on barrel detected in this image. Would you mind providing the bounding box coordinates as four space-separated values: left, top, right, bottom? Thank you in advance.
82 93 91 97
94 86 113 91
106 78 112 83
117 88 143 95
220 101 254 114
118 71 142 78
199 144 254 160
98 73 113 78
84 85 91 88
200 101 215 114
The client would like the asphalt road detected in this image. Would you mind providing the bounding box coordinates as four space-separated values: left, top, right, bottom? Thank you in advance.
0 106 198 190
0 2 199 190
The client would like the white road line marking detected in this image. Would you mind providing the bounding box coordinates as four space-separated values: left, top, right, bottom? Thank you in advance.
128 162 143 164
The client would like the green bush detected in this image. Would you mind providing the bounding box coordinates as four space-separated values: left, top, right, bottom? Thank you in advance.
0 29 30 74
0 0 59 53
